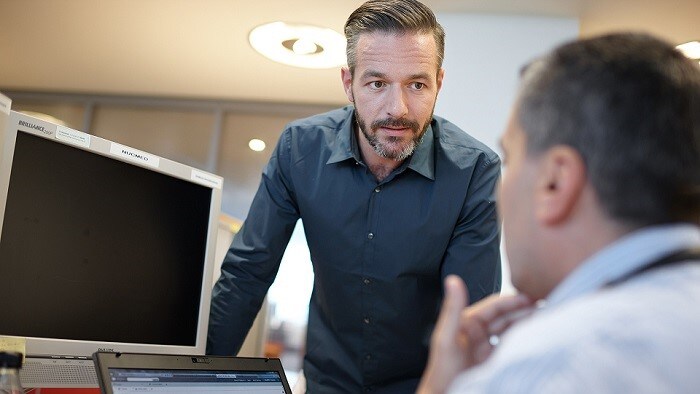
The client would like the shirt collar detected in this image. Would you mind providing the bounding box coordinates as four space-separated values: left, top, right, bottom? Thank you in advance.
408 124 435 180
326 107 435 181
546 223 700 306
326 107 358 165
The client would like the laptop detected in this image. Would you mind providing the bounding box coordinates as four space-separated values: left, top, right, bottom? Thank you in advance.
93 352 292 394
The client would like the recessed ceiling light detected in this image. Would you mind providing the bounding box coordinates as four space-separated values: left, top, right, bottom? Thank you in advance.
676 41 700 60
249 22 346 69
248 139 266 152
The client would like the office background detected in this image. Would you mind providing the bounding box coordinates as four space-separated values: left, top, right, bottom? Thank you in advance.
2 0 698 375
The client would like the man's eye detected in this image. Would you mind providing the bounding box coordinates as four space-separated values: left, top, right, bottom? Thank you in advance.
411 82 425 90
370 81 385 89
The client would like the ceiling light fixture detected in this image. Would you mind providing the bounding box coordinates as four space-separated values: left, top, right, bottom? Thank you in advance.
249 22 346 69
248 138 266 152
676 41 700 64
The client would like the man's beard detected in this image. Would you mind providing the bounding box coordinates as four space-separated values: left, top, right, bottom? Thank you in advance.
356 109 431 161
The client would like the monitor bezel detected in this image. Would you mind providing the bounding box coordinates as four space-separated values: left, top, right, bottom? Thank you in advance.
0 110 223 359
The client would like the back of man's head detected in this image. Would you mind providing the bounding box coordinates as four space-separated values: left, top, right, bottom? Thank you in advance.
517 32 700 228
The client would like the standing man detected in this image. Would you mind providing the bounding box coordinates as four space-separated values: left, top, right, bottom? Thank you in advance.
207 0 502 392
418 32 700 393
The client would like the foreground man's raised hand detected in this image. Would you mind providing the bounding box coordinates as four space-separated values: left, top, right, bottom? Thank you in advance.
417 275 534 394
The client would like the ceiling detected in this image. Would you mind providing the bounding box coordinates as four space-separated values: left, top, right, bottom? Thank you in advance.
1 0 699 106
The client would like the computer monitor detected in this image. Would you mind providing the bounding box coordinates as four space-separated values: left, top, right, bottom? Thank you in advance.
0 110 223 388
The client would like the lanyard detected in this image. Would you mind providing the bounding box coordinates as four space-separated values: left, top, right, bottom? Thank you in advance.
606 248 700 287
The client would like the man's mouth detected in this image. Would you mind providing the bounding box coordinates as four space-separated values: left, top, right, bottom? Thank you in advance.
373 118 417 136
379 126 411 137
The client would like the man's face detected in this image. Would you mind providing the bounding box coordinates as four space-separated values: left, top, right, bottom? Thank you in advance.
342 32 444 161
498 111 542 297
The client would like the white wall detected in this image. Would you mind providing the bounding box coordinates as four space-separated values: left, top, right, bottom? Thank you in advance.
434 13 579 294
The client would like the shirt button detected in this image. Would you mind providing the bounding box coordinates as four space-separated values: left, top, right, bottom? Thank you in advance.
374 187 381 193
367 232 374 239
363 278 371 285
365 354 372 360
363 317 370 324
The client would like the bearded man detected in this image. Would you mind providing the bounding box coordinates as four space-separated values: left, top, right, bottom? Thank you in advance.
207 1 501 392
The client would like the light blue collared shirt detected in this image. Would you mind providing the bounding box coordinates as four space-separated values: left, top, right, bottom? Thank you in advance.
449 224 700 393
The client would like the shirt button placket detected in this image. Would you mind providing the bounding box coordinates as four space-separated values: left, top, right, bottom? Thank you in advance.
363 184 379 380
367 186 378 240
361 274 373 376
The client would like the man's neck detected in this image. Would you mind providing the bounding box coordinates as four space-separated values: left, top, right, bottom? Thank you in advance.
535 192 634 300
356 127 404 182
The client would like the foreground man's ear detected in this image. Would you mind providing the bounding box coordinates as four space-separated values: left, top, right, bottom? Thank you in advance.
535 145 587 226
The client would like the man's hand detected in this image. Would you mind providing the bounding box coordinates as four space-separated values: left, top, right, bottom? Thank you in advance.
417 275 534 394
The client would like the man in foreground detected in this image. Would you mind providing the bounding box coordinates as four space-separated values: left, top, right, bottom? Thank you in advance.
419 32 700 393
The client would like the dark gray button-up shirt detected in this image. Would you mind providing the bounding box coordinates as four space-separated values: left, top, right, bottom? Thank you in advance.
208 106 501 393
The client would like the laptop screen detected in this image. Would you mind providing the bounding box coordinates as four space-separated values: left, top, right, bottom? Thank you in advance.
107 368 286 393
94 352 292 394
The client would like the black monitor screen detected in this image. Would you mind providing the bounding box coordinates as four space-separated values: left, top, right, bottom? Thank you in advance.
0 130 212 346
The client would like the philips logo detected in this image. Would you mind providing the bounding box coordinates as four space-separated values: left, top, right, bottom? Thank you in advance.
19 120 51 135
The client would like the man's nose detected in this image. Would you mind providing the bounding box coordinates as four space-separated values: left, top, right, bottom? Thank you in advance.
386 85 408 119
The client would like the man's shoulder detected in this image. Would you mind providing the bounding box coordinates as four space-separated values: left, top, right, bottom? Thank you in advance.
276 106 353 158
431 115 499 166
512 269 700 351
462 275 700 392
286 106 353 133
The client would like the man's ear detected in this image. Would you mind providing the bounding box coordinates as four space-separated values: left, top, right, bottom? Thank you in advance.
341 67 354 102
436 68 444 93
535 146 586 225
